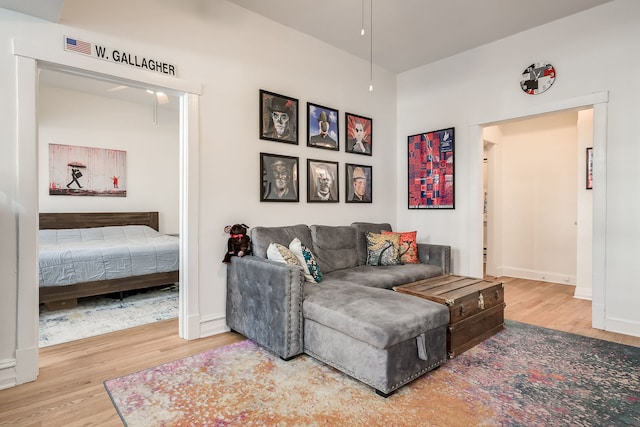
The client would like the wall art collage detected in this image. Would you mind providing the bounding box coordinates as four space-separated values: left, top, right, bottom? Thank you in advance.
259 89 372 204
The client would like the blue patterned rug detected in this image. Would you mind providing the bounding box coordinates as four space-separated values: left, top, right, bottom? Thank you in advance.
39 284 178 347
105 320 640 426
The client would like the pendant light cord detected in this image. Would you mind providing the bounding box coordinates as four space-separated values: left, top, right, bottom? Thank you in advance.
369 0 373 92
361 0 365 36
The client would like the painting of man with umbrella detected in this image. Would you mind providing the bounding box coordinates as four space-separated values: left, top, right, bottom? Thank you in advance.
66 162 85 189
49 144 127 197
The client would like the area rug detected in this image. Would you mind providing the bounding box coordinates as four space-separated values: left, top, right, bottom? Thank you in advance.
39 284 178 347
104 320 640 427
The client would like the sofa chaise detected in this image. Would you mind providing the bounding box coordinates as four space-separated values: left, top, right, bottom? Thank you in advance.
226 222 451 396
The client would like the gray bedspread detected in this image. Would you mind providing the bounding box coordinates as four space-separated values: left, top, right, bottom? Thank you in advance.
39 225 179 287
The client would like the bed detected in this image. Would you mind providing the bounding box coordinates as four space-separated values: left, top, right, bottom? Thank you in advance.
39 211 180 310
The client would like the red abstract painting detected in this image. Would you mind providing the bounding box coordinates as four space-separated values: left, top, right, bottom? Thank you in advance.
408 128 454 209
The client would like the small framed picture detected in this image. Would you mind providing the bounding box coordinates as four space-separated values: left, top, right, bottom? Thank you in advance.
307 103 339 150
260 153 299 202
307 159 339 202
345 113 372 156
586 147 593 190
345 163 372 203
259 90 298 144
408 127 455 209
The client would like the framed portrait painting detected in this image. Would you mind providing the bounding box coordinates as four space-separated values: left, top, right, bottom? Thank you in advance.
260 153 299 202
345 163 372 203
260 90 298 144
307 159 339 202
586 147 593 190
307 102 339 151
345 113 372 156
408 127 455 209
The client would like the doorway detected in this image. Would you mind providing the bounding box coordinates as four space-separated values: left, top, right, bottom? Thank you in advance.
469 92 608 332
482 110 593 300
13 45 201 384
37 67 181 346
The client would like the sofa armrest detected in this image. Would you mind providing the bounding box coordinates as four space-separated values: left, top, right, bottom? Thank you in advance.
417 243 451 274
226 255 305 359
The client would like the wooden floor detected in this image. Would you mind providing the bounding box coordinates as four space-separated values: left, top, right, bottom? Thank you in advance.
499 276 640 346
1 277 638 426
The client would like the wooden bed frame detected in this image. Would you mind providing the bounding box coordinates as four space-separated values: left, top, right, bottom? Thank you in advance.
39 211 180 310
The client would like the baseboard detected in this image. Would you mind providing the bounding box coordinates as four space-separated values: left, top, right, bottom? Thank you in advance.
500 266 576 285
199 314 230 338
181 313 202 340
573 286 592 301
604 317 640 338
592 301 606 329
15 346 39 385
0 358 17 390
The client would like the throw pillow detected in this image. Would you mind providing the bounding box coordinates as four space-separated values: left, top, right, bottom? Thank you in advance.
266 242 301 266
289 238 323 283
365 232 401 266
381 230 420 264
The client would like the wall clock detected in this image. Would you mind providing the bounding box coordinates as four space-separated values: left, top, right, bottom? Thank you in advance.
520 63 556 95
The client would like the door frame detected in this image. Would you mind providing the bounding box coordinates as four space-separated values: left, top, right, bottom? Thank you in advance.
13 37 202 384
468 91 608 330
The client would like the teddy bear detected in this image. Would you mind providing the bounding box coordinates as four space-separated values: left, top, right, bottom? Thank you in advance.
222 223 251 263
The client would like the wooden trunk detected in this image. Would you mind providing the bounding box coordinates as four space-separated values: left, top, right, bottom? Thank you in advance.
448 301 505 357
394 275 505 358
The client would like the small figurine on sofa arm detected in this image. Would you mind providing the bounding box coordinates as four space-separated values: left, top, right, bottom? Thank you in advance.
223 223 251 263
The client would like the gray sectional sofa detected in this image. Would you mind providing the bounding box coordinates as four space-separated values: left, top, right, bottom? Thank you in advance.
226 222 452 396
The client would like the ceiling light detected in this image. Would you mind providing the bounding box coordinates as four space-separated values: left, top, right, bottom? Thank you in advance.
107 85 128 93
156 91 169 105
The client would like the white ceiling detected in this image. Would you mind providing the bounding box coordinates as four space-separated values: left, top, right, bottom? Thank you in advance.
2 0 615 99
38 67 179 109
2 0 615 73
0 0 63 22
226 0 615 73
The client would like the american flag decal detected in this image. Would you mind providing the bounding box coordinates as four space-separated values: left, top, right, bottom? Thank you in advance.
65 37 91 55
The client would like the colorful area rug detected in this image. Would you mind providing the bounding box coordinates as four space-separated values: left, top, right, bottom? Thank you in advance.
104 320 640 426
39 284 178 347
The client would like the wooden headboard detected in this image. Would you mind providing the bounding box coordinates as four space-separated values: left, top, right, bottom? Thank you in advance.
39 212 160 231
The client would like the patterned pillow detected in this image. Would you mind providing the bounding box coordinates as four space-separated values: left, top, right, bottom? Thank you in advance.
289 238 323 283
365 232 401 266
266 242 301 266
381 230 419 264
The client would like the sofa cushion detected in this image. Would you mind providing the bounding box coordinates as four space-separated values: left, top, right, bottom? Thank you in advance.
251 224 313 259
290 237 322 283
351 222 393 266
310 225 358 274
266 243 301 266
365 232 401 266
303 283 449 349
382 230 420 264
319 264 444 290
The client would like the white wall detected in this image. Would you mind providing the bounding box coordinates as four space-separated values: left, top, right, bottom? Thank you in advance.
487 112 578 285
397 0 640 337
38 85 180 233
0 1 398 387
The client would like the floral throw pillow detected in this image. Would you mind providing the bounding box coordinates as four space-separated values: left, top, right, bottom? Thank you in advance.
365 232 401 266
289 238 323 283
381 230 419 264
